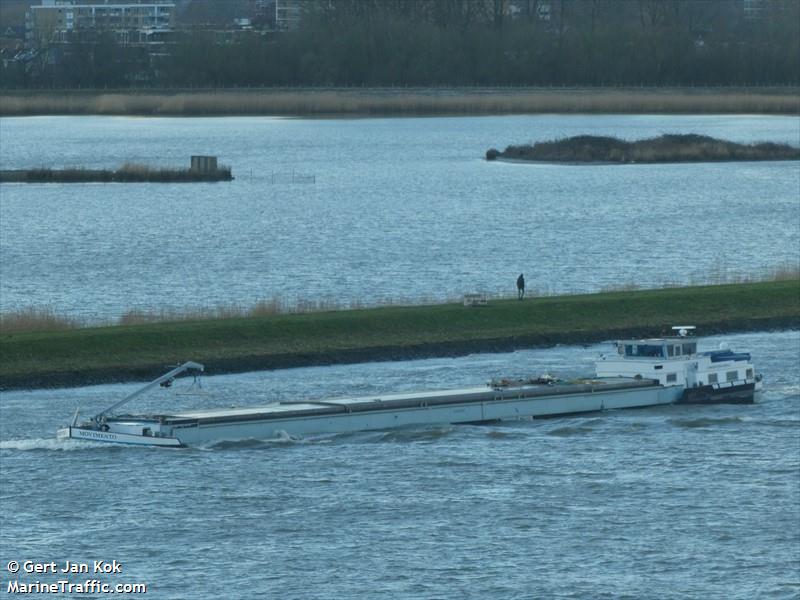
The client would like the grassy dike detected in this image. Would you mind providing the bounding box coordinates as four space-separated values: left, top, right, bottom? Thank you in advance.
1 280 798 390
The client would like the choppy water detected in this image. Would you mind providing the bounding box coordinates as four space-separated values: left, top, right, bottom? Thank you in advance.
1 330 798 599
1 113 799 597
1 114 799 322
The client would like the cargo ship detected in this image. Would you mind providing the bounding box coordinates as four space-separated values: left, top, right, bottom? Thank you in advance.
58 327 762 448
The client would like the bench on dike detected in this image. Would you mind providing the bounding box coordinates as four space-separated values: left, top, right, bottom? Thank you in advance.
463 293 488 307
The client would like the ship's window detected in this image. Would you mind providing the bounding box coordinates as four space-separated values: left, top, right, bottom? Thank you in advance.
636 344 664 357
674 345 681 356
726 370 738 382
682 343 696 355
625 344 634 356
746 368 753 378
708 373 718 384
668 345 674 357
654 365 663 370
666 373 677 383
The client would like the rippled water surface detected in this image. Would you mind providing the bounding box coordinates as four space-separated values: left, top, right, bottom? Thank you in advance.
1 114 799 597
1 331 798 599
1 114 798 321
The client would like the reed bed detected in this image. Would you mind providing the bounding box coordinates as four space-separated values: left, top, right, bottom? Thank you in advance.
0 163 232 183
768 264 800 281
115 293 469 327
1 88 798 116
3 267 797 335
0 307 81 334
117 298 288 326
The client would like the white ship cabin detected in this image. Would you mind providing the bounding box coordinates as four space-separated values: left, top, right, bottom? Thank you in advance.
595 329 757 390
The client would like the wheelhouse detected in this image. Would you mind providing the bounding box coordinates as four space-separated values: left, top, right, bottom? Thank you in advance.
619 339 697 359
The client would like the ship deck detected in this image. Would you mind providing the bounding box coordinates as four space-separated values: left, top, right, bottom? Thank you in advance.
134 377 657 427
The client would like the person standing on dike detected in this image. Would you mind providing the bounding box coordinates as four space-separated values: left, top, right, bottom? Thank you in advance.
517 273 525 300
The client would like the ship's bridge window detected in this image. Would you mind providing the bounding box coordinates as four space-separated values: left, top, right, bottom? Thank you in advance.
682 343 696 355
635 344 665 358
708 373 718 384
726 370 738 382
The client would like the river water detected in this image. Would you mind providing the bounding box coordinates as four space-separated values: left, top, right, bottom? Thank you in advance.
1 114 798 321
0 114 798 598
0 330 798 599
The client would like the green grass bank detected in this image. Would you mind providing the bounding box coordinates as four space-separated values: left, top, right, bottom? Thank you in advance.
1 87 798 116
1 280 797 391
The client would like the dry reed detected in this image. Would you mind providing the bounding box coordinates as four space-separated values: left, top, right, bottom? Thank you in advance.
0 307 80 334
1 88 798 117
0 163 232 183
3 267 797 334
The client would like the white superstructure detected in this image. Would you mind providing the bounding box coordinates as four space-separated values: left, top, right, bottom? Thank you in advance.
596 326 762 403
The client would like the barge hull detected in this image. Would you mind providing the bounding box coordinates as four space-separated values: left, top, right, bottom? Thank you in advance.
164 381 683 446
679 381 757 404
57 426 183 447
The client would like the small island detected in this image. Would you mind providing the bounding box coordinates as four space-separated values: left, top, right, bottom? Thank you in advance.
485 134 800 164
0 156 232 183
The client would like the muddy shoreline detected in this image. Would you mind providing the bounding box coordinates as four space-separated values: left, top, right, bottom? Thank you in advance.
3 316 795 392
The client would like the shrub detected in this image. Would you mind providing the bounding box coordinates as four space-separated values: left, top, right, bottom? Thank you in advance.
489 134 800 163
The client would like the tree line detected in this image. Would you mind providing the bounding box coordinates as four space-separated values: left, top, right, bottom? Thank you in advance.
3 0 798 89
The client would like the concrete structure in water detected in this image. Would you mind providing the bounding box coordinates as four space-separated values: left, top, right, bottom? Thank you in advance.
190 156 218 174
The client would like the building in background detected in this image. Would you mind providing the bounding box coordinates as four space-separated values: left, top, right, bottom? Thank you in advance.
21 0 176 85
742 0 765 19
27 0 175 46
274 0 301 31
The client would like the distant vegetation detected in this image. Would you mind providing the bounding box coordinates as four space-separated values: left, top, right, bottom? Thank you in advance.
1 1 798 89
486 134 800 163
0 163 233 183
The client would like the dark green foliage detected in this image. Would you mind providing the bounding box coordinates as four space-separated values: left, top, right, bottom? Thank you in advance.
3 0 799 89
493 134 800 163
